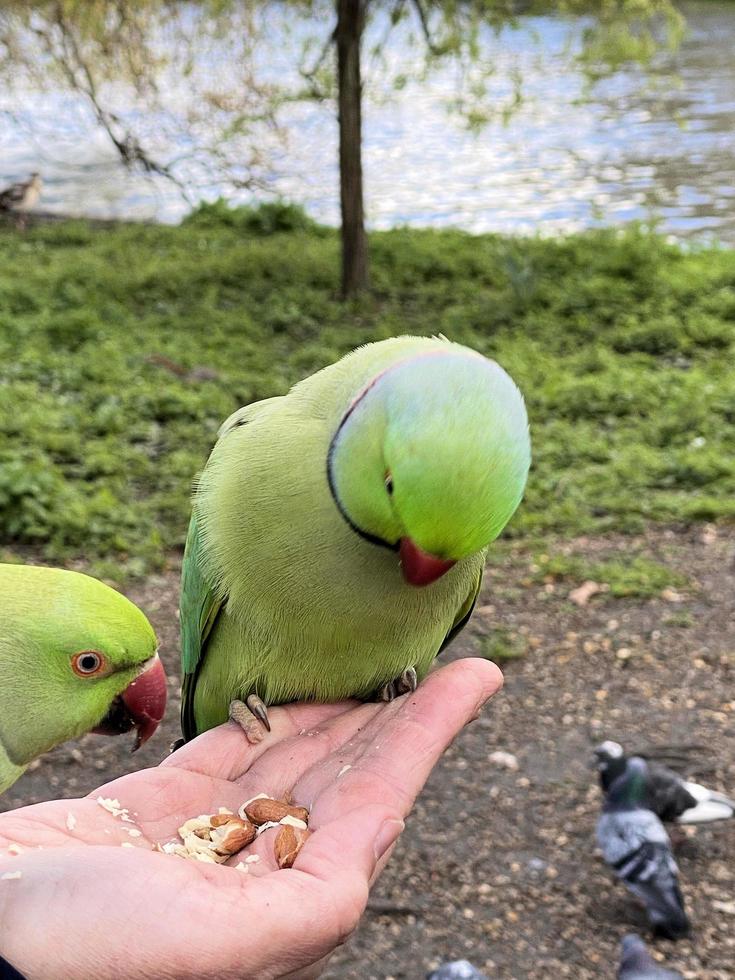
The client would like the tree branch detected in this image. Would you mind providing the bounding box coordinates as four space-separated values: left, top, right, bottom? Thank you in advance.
46 2 190 199
410 0 442 56
299 22 338 100
303 24 338 80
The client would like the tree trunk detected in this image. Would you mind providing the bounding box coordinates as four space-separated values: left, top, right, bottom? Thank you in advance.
336 0 369 297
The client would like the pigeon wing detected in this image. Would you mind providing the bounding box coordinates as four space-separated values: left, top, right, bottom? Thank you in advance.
623 842 689 939
646 763 698 822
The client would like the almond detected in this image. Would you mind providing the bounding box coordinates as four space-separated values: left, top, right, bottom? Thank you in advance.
211 818 257 856
211 812 242 829
245 798 292 825
285 806 309 825
245 798 310 826
274 824 311 869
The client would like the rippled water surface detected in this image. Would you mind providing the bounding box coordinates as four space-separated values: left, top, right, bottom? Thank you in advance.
1 1 734 241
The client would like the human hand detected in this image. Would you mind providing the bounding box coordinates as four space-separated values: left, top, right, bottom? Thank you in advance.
0 659 501 980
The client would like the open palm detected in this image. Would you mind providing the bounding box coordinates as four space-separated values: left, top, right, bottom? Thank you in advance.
0 659 501 980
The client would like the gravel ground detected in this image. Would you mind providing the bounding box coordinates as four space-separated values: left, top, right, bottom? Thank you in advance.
3 527 734 979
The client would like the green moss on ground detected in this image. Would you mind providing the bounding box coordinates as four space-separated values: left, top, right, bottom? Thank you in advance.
2 206 734 573
530 553 689 598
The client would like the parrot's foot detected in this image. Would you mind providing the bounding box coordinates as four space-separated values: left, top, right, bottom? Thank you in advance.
229 696 271 744
169 737 185 754
380 666 418 703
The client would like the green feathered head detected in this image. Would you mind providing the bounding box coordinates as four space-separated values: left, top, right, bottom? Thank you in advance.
0 566 167 771
328 345 530 585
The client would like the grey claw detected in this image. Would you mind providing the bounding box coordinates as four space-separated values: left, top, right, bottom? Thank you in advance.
379 666 418 702
380 682 397 703
399 666 418 694
246 694 271 732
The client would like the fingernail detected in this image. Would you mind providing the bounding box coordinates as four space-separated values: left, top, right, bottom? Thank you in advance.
374 818 404 861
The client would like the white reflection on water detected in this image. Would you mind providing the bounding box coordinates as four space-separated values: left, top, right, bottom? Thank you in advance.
0 1 734 242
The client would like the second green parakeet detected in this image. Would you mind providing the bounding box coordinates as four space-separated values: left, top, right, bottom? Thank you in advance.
180 335 530 741
0 564 167 793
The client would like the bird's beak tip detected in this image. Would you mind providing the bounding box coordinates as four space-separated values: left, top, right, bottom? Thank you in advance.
399 537 456 586
122 654 168 750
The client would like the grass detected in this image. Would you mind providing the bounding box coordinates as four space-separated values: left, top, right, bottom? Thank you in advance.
475 628 528 665
663 610 694 628
2 204 735 575
530 553 689 598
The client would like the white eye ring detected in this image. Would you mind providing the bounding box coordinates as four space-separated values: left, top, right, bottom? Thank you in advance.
385 475 394 495
72 651 104 676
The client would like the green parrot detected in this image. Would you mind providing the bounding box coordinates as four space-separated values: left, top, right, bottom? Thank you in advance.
180 335 530 741
0 564 168 793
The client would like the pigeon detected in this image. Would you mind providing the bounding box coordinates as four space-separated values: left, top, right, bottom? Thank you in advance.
597 757 690 939
427 963 489 980
617 934 683 979
0 173 42 213
595 740 735 824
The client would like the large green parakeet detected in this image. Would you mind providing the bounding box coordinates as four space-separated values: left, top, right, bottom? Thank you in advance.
0 564 167 793
180 336 530 741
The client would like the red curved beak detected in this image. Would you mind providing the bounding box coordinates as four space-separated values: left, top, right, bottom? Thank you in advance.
122 654 168 752
399 538 456 587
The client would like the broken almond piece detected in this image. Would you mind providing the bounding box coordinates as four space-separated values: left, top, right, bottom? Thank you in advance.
96 796 122 814
279 815 308 830
210 812 242 829
274 824 311 869
210 818 257 856
192 850 220 864
178 815 214 839
181 832 221 860
155 795 309 866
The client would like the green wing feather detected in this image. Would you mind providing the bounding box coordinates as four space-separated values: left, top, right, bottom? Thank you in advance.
180 396 284 741
439 565 483 654
180 514 225 741
0 745 27 794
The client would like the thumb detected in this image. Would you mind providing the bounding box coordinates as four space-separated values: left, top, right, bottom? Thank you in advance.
250 804 404 975
296 803 404 892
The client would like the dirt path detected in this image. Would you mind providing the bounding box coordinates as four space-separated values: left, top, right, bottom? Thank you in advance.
3 527 734 979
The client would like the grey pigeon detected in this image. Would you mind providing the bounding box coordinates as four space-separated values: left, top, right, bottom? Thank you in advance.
595 740 735 824
427 962 489 980
597 757 690 939
617 933 683 979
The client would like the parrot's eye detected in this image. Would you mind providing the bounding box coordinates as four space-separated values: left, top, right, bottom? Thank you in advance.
71 651 105 677
385 474 394 496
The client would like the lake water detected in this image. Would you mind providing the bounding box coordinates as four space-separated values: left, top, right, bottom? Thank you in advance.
1 1 734 243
